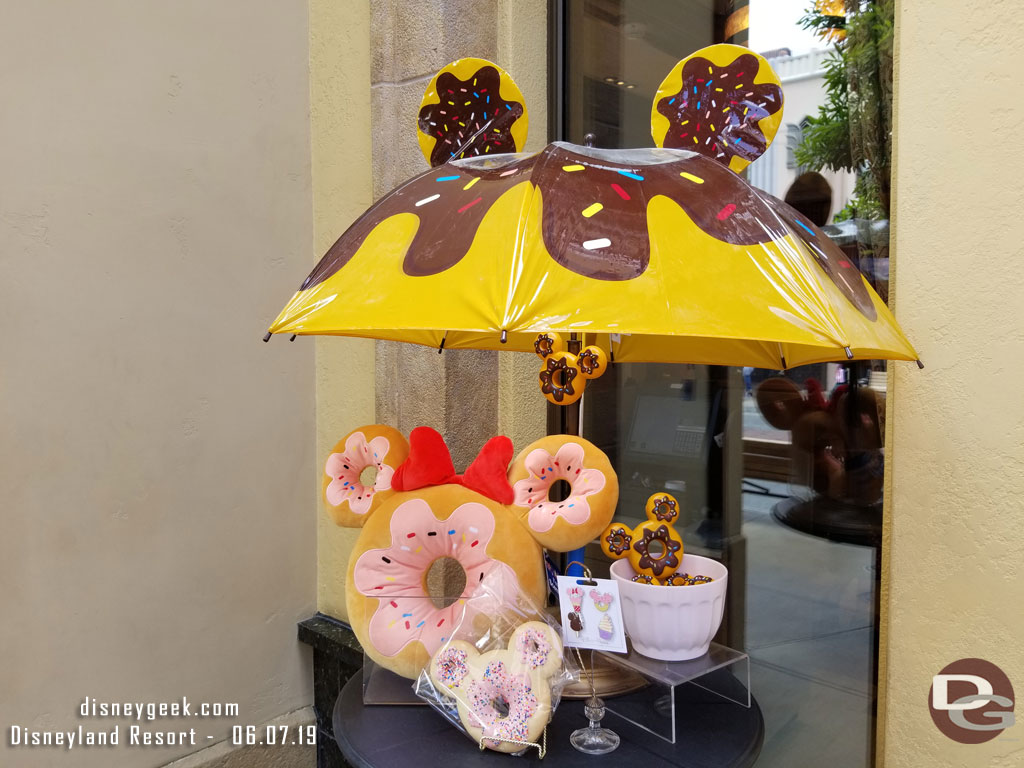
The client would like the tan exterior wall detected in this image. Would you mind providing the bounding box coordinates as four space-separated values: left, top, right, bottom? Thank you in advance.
0 2 316 766
882 1 1024 765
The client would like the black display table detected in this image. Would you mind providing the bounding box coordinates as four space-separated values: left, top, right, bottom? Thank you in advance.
771 495 882 547
333 669 763 768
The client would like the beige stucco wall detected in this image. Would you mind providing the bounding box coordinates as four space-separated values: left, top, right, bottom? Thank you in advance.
882 1 1024 765
0 3 316 766
315 0 549 620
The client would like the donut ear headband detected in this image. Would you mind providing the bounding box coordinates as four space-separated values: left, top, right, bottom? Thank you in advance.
323 425 618 552
418 46 782 173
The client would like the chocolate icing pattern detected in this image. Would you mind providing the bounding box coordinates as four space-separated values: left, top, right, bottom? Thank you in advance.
656 54 782 167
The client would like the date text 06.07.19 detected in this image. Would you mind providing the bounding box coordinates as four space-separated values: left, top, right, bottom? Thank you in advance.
231 724 316 747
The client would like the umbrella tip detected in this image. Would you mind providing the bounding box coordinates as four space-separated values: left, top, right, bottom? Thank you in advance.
289 334 297 342
263 332 272 343
583 133 597 148
438 333 447 354
780 354 787 370
843 346 854 360
916 359 925 369
500 330 508 344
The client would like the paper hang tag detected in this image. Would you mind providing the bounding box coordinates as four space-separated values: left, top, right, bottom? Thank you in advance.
556 576 627 653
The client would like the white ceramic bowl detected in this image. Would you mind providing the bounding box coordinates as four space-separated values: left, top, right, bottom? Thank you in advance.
610 555 729 661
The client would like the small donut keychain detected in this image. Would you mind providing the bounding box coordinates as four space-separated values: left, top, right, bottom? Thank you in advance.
534 332 608 406
599 491 686 581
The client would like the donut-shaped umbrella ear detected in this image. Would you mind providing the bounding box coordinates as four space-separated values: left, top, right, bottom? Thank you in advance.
417 57 529 168
322 425 409 527
651 43 783 174
508 434 618 551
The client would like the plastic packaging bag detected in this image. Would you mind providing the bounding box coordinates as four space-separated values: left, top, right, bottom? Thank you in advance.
413 567 577 755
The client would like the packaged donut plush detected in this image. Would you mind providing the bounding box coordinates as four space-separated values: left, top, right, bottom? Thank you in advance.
323 423 618 680
419 616 569 754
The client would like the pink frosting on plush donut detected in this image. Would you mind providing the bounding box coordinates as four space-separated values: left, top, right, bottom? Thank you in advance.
353 499 521 657
325 431 394 514
512 442 606 533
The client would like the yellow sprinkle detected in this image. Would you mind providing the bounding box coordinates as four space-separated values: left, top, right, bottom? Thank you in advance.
473 77 477 86
463 177 479 190
708 66 713 74
415 546 422 553
581 203 603 218
464 101 471 105
715 88 723 92
723 107 730 113
389 620 396 627
444 124 448 131
693 136 698 144
710 124 715 131
484 145 490 152
743 108 749 116
386 576 395 581
680 120 689 126
737 84 744 89
562 164 585 172
462 534 465 543
680 172 704 184
448 101 454 105
459 122 465 127
493 128 500 132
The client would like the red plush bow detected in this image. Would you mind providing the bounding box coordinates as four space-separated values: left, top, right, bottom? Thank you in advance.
392 426 515 504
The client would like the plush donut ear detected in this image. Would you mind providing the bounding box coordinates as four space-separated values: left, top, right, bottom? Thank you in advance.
507 434 618 552
322 425 409 527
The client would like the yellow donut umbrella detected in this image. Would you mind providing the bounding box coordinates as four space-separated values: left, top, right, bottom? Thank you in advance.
266 47 918 371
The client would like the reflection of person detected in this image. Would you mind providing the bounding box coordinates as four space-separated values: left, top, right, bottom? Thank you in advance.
755 377 884 506
742 366 754 396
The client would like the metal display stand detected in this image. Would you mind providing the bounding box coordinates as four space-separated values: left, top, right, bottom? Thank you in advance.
597 641 751 744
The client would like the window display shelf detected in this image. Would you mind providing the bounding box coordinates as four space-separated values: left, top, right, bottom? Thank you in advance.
597 641 751 744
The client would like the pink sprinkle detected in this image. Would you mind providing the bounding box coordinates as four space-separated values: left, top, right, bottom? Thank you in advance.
470 540 479 547
390 601 398 608
839 260 852 268
717 204 737 220
437 619 445 627
405 621 410 630
407 532 416 538
458 197 483 213
500 169 518 177
610 183 630 200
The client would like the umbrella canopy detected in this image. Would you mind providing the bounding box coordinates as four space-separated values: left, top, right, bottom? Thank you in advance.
267 47 917 370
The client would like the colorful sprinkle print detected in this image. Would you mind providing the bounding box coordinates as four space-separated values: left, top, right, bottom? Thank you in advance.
466 661 539 746
656 53 782 167
512 442 606 533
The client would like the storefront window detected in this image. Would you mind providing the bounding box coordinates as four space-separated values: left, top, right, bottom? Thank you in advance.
552 1 892 764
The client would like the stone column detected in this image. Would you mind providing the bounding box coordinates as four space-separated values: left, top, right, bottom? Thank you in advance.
370 0 542 466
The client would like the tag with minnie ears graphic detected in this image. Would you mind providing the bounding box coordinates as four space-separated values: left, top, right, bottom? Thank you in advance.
556 576 626 653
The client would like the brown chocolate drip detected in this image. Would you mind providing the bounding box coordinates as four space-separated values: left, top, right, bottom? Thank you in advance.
295 142 876 319
418 66 524 168
604 526 632 556
299 155 537 289
652 496 678 523
539 356 578 403
656 53 782 167
633 524 681 577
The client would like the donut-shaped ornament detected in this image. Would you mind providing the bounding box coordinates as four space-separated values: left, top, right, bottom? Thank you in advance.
651 43 784 174
539 351 584 405
533 333 608 406
628 521 684 580
509 621 563 678
509 434 619 552
427 622 561 753
417 58 529 168
645 492 681 525
631 573 660 585
322 425 409 527
599 522 634 560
